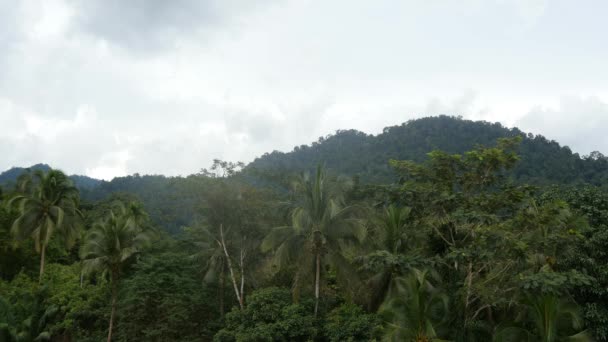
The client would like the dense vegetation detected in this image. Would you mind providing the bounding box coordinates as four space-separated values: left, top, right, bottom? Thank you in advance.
3 116 608 236
2 116 608 341
249 115 608 185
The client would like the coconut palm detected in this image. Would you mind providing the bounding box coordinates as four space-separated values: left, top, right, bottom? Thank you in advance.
360 205 420 310
9 169 82 282
115 200 150 230
262 165 365 316
80 203 153 342
380 268 449 342
493 295 590 342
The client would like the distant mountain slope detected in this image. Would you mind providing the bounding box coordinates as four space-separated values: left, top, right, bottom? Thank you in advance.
4 116 608 235
0 163 102 190
247 115 608 185
79 174 213 234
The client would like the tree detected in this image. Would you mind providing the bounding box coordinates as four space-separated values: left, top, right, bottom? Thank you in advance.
541 185 608 341
117 248 218 341
0 273 58 342
190 178 271 312
262 165 365 316
324 303 383 342
494 295 590 342
380 268 449 342
213 287 317 342
186 223 230 316
80 202 153 342
524 295 588 342
389 138 544 334
9 169 82 282
358 205 423 310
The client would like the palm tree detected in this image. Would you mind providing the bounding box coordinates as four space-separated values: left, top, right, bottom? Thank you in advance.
262 165 365 316
493 295 590 342
360 205 418 310
186 223 228 316
115 201 150 230
80 203 153 342
380 268 449 342
9 169 82 282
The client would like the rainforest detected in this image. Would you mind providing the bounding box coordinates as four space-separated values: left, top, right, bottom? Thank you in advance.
2 116 608 341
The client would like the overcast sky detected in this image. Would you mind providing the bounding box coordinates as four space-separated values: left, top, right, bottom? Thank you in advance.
1 0 607 180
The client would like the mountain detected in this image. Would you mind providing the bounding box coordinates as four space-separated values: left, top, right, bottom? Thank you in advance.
4 116 608 234
0 163 102 191
247 115 608 185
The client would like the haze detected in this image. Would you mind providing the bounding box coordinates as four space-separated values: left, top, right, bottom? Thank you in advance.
1 0 607 180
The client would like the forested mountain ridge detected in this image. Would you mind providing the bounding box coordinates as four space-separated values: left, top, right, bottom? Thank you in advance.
3 119 608 341
75 116 608 233
3 116 607 235
0 163 101 190
248 115 608 185
4 116 607 193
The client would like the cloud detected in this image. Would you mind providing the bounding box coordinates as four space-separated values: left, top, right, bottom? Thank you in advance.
517 96 608 155
0 0 606 179
70 0 280 52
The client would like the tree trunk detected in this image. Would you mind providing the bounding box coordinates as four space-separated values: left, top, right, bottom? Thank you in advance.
39 243 46 283
107 269 119 342
219 261 225 317
239 247 245 307
292 271 301 303
219 225 243 310
314 252 321 317
464 262 473 325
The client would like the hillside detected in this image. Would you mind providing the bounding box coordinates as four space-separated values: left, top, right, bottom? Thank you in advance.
248 115 608 185
3 116 608 234
0 163 102 191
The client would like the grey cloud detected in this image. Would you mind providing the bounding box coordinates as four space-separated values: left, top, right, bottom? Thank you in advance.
517 96 608 155
70 0 279 51
1 0 607 180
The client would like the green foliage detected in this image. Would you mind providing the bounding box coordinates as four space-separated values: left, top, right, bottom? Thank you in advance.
80 200 155 341
324 303 382 342
262 165 365 314
248 116 608 186
3 128 608 341
542 185 608 340
9 169 82 281
213 287 317 342
495 295 591 342
0 273 57 342
380 269 449 341
117 249 218 341
0 203 38 280
517 269 592 296
42 263 108 339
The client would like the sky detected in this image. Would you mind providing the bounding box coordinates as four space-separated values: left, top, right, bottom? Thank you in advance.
1 0 607 180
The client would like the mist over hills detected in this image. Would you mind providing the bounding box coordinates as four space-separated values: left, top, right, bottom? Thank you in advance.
3 115 608 233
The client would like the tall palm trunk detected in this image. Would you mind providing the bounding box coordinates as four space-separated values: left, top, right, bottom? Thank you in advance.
108 269 119 342
239 246 246 307
314 252 321 317
39 243 46 283
219 261 225 317
219 225 244 310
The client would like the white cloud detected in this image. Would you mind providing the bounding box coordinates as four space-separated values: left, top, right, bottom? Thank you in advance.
517 96 608 155
0 0 606 179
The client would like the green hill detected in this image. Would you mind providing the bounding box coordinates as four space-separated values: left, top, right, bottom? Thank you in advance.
0 163 101 191
4 116 608 234
247 115 608 185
